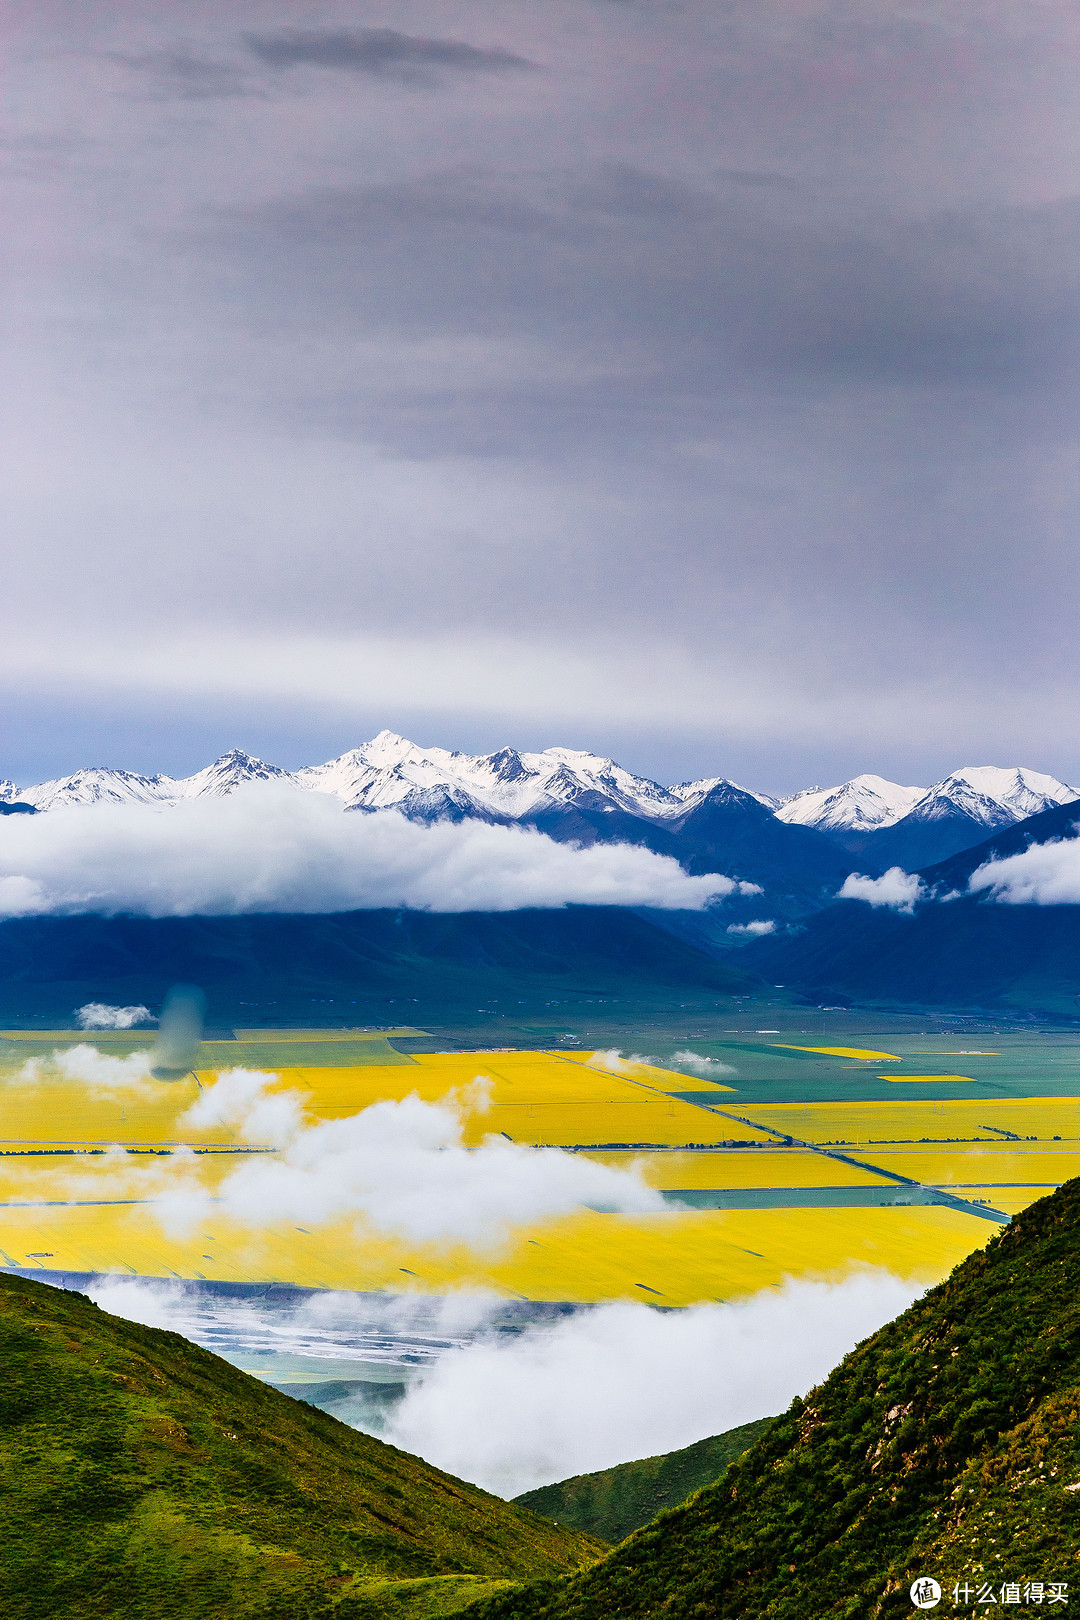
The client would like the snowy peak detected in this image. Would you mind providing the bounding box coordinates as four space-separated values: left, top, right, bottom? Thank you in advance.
19 767 179 812
674 776 780 811
176 750 292 799
777 774 923 833
905 766 1079 828
13 751 290 812
299 737 683 820
772 767 1078 835
4 742 1078 839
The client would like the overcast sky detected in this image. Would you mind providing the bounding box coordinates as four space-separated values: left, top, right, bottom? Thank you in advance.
3 0 1078 793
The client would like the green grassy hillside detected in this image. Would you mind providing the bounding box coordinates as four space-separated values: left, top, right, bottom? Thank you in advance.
0 1274 601 1620
513 1418 774 1546
466 1180 1080 1619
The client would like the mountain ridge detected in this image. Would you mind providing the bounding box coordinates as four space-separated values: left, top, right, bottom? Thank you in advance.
6 739 1076 923
5 736 1074 841
513 1418 776 1547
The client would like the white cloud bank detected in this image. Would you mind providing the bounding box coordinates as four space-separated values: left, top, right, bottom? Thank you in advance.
166 1069 662 1246
384 1271 921 1495
969 834 1080 905
0 785 742 916
81 1268 920 1497
76 1002 154 1030
17 1043 155 1096
838 866 925 912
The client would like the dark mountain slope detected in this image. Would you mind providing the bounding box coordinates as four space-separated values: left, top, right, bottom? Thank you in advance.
0 1272 600 1620
466 1179 1080 1620
836 808 1006 872
0 906 761 1025
513 1418 775 1546
529 785 857 917
918 797 1080 890
737 892 1080 1011
739 801 1080 1012
827 785 1080 873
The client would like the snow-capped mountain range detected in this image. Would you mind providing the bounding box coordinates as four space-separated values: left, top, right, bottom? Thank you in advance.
775 767 1078 836
1 735 1075 838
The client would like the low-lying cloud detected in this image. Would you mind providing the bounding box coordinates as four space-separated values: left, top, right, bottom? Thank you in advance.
79 1267 920 1497
0 786 739 917
969 833 1080 906
17 1043 155 1096
167 1069 662 1246
76 1002 154 1030
383 1271 921 1495
838 866 925 912
669 1050 736 1079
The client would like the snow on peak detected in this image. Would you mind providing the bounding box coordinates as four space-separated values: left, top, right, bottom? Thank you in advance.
776 774 924 833
8 741 1077 837
19 767 179 812
298 736 683 819
905 766 1080 827
673 777 780 811
175 750 292 799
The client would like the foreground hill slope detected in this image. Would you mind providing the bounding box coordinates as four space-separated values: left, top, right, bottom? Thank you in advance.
513 1418 774 1547
0 1273 600 1620
467 1180 1080 1620
741 799 1080 1011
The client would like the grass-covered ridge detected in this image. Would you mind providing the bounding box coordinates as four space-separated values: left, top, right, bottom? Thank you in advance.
466 1180 1080 1619
0 1273 601 1620
513 1418 774 1546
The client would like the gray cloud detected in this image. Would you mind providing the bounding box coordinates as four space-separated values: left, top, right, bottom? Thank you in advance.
115 48 256 100
244 27 535 81
4 1 1080 790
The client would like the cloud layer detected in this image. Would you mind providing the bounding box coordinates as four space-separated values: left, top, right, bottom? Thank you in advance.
0 785 738 916
244 28 534 80
969 834 1080 905
79 1266 920 1496
76 1002 154 1029
3 2 1080 788
838 867 925 912
167 1068 662 1246
383 1272 921 1495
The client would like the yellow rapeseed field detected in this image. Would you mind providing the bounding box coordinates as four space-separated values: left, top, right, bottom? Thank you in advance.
0 1198 994 1305
738 1097 1080 1145
586 1149 889 1190
854 1143 1080 1187
0 1042 1061 1304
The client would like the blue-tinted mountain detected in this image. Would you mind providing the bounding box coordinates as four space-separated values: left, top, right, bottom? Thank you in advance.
783 767 1079 872
738 799 1080 1013
530 782 854 919
0 906 762 1027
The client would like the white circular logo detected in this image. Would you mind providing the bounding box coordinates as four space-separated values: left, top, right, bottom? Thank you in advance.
910 1578 941 1610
